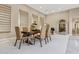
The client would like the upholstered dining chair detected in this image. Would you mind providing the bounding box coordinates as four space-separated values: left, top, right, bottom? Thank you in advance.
44 24 51 44
22 27 33 45
14 26 26 49
33 24 51 47
23 27 28 32
33 26 43 47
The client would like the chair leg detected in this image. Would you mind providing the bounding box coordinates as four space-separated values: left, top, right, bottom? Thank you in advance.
27 38 30 46
14 39 18 46
47 37 49 43
39 38 42 47
23 39 25 44
22 36 25 44
44 37 47 44
49 36 51 41
34 38 35 45
18 39 22 49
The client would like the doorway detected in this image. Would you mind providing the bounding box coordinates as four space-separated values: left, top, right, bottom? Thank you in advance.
72 18 79 35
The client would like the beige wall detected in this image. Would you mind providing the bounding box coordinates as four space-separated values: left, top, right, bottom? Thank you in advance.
46 11 69 34
46 8 79 34
69 8 79 34
1 5 79 39
0 4 45 39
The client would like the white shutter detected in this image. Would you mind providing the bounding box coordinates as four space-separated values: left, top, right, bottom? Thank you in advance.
20 10 28 27
32 14 38 22
40 17 44 26
0 5 11 33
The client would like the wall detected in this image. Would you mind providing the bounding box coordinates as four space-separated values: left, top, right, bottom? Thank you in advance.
1 4 79 39
0 4 45 39
46 8 79 34
46 11 69 34
69 8 79 34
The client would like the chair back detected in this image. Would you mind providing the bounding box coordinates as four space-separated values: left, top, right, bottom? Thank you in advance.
40 24 46 38
40 24 50 37
15 26 21 40
45 24 50 37
23 27 28 32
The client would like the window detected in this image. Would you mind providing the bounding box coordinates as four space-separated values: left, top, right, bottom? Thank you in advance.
0 5 11 33
32 14 38 23
20 10 28 27
39 17 44 26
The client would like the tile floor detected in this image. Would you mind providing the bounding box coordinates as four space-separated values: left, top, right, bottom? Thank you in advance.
66 35 79 54
0 35 69 54
0 34 79 54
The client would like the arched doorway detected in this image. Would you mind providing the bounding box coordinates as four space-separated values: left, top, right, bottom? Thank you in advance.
59 19 66 32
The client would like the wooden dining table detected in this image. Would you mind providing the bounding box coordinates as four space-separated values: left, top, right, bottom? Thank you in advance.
21 29 41 45
21 29 41 36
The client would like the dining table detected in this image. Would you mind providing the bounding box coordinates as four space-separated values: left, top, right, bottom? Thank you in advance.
22 29 40 36
21 29 41 45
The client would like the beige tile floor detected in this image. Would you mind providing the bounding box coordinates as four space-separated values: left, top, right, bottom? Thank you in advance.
1 34 79 54
66 36 79 54
0 35 70 54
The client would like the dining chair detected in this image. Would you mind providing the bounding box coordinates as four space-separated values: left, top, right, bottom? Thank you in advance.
33 24 50 47
14 26 26 49
22 27 33 45
23 27 28 32
33 26 43 47
44 24 51 44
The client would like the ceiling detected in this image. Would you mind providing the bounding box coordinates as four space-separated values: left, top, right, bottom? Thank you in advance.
27 4 79 15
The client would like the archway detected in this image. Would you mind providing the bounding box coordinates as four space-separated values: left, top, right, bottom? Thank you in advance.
59 19 66 32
